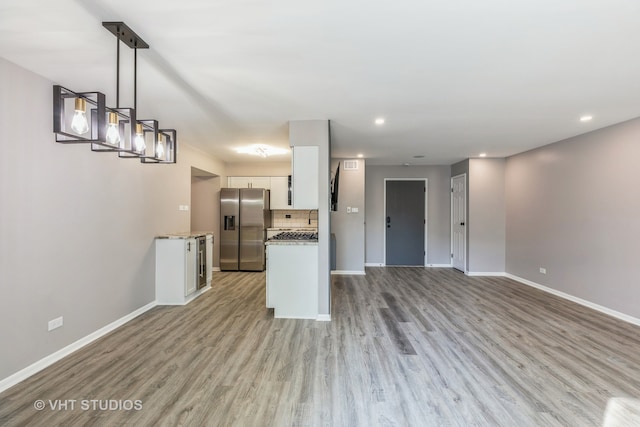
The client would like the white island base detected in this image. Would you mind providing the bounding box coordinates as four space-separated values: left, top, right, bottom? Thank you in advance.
266 243 318 319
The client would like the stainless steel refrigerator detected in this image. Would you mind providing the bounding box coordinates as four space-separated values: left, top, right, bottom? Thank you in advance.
220 188 271 271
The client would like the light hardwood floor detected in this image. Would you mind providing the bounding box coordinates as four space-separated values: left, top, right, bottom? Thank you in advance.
1 268 640 426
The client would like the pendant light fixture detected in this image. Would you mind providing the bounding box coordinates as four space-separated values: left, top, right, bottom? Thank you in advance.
53 21 177 164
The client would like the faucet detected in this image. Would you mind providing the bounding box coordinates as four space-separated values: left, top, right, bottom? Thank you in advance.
308 210 317 225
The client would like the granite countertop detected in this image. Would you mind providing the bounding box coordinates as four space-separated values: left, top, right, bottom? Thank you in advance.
156 231 214 239
267 227 318 232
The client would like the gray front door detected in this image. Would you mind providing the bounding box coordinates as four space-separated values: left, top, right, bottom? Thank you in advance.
385 180 425 266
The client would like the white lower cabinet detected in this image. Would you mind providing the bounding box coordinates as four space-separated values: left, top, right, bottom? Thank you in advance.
266 243 318 319
156 236 209 305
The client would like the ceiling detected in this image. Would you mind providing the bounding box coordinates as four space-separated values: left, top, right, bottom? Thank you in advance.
2 0 640 165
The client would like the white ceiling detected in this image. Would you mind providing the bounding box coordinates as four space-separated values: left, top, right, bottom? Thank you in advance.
2 0 640 165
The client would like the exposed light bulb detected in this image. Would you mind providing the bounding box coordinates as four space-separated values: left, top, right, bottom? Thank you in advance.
106 112 120 146
70 98 89 135
134 124 146 153
156 135 164 158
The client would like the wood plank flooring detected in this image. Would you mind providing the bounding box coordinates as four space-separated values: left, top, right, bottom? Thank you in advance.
1 268 640 426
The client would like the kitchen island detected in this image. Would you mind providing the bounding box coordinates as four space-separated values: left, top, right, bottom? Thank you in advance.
265 232 318 319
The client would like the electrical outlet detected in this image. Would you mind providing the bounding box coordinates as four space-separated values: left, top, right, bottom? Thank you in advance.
352 207 359 213
48 316 63 331
346 207 352 213
539 267 547 274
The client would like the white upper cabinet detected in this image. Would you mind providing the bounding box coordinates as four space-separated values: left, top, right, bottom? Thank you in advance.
292 146 319 209
270 176 290 210
227 176 271 189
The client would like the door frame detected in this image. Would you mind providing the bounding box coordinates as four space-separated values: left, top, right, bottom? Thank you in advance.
383 178 428 266
450 173 467 272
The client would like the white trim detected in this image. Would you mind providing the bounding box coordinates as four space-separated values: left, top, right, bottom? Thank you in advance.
426 264 453 268
316 314 332 321
466 272 507 277
365 263 384 267
0 301 157 394
506 274 640 328
331 270 366 275
383 178 428 266
212 267 221 272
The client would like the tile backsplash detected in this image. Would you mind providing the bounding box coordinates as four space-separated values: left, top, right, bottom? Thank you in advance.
271 210 318 228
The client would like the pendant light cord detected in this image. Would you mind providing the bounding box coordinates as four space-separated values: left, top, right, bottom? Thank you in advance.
116 24 120 108
134 46 137 111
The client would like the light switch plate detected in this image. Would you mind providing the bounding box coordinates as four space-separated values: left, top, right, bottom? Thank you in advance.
346 207 352 213
352 207 359 213
48 316 63 331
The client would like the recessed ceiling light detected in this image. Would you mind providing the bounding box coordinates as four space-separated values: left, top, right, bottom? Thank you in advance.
375 118 385 125
357 154 364 158
580 115 593 122
479 153 487 157
413 155 424 159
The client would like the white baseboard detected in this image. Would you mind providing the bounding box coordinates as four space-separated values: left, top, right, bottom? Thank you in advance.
365 263 384 267
506 274 640 328
0 301 157 394
212 267 221 272
331 270 366 275
427 264 453 268
466 272 507 277
316 314 331 322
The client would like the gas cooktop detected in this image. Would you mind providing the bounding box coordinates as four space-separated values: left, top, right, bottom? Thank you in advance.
269 231 318 241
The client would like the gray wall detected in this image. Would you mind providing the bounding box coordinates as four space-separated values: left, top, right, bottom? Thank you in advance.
505 118 640 318
0 58 225 381
330 159 365 273
469 159 505 273
191 171 221 268
365 165 451 265
451 159 469 179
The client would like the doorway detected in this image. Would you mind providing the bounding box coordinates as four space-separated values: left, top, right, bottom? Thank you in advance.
451 174 466 272
384 179 427 266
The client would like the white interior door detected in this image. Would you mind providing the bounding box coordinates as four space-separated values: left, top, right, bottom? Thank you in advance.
451 174 466 272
